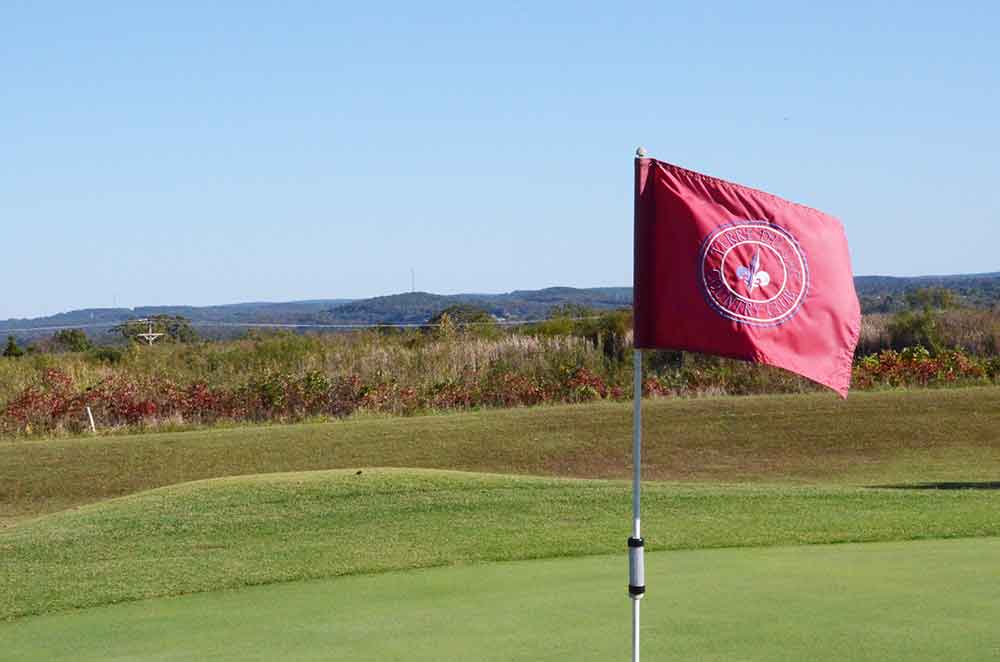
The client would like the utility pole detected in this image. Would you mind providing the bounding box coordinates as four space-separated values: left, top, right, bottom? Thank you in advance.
135 319 164 346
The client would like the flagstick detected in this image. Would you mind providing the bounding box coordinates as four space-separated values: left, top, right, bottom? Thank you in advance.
632 596 640 661
629 146 647 662
629 348 645 662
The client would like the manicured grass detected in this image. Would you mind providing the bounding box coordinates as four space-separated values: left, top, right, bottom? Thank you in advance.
2 538 997 661
2 468 998 621
2 387 998 524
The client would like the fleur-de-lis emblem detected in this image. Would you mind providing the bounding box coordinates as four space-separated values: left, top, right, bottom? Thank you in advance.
735 248 771 292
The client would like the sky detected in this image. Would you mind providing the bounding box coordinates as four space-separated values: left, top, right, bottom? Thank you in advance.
2 1 997 319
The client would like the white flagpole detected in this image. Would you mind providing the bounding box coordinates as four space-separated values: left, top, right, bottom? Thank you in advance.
630 349 644 660
629 147 647 662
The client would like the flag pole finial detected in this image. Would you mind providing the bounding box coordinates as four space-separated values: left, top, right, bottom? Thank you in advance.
635 146 647 158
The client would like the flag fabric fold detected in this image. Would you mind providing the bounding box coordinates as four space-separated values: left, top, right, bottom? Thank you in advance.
633 158 861 396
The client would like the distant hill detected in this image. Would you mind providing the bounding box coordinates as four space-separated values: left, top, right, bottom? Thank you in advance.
1 273 996 342
323 287 633 325
854 272 1000 312
0 300 353 341
326 293 459 325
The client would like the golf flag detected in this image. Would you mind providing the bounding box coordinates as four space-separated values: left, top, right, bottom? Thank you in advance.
633 158 861 396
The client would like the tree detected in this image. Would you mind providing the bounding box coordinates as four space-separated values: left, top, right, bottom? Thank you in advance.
887 309 942 355
427 305 495 326
887 288 960 356
548 303 596 320
426 305 498 337
905 287 956 311
3 335 24 358
589 309 632 364
52 329 93 353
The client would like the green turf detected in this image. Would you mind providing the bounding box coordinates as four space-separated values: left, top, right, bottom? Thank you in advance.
3 387 998 524
2 386 997 650
2 538 997 662
2 468 997 621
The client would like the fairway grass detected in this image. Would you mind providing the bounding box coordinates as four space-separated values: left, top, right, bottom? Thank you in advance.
2 469 998 621
2 538 997 661
3 386 999 523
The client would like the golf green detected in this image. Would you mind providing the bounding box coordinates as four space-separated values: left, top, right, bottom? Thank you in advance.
3 537 997 661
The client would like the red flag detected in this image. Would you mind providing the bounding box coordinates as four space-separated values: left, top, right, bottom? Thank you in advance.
633 158 861 396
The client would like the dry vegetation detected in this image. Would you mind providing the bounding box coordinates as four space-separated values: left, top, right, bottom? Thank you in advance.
1 307 997 439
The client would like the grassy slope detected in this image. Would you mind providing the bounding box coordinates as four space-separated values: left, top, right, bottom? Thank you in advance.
3 539 998 662
2 468 998 621
3 387 999 523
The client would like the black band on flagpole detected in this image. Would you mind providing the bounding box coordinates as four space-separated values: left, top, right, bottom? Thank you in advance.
628 536 646 598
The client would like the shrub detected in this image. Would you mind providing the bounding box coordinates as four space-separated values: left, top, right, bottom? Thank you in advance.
427 305 499 339
89 346 124 364
887 310 941 354
2 317 997 439
3 336 24 358
852 347 991 389
52 329 94 353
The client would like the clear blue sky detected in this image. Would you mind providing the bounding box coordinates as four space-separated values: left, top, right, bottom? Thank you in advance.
2 2 997 319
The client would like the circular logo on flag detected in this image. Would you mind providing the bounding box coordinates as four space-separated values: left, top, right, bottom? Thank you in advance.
698 220 809 326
